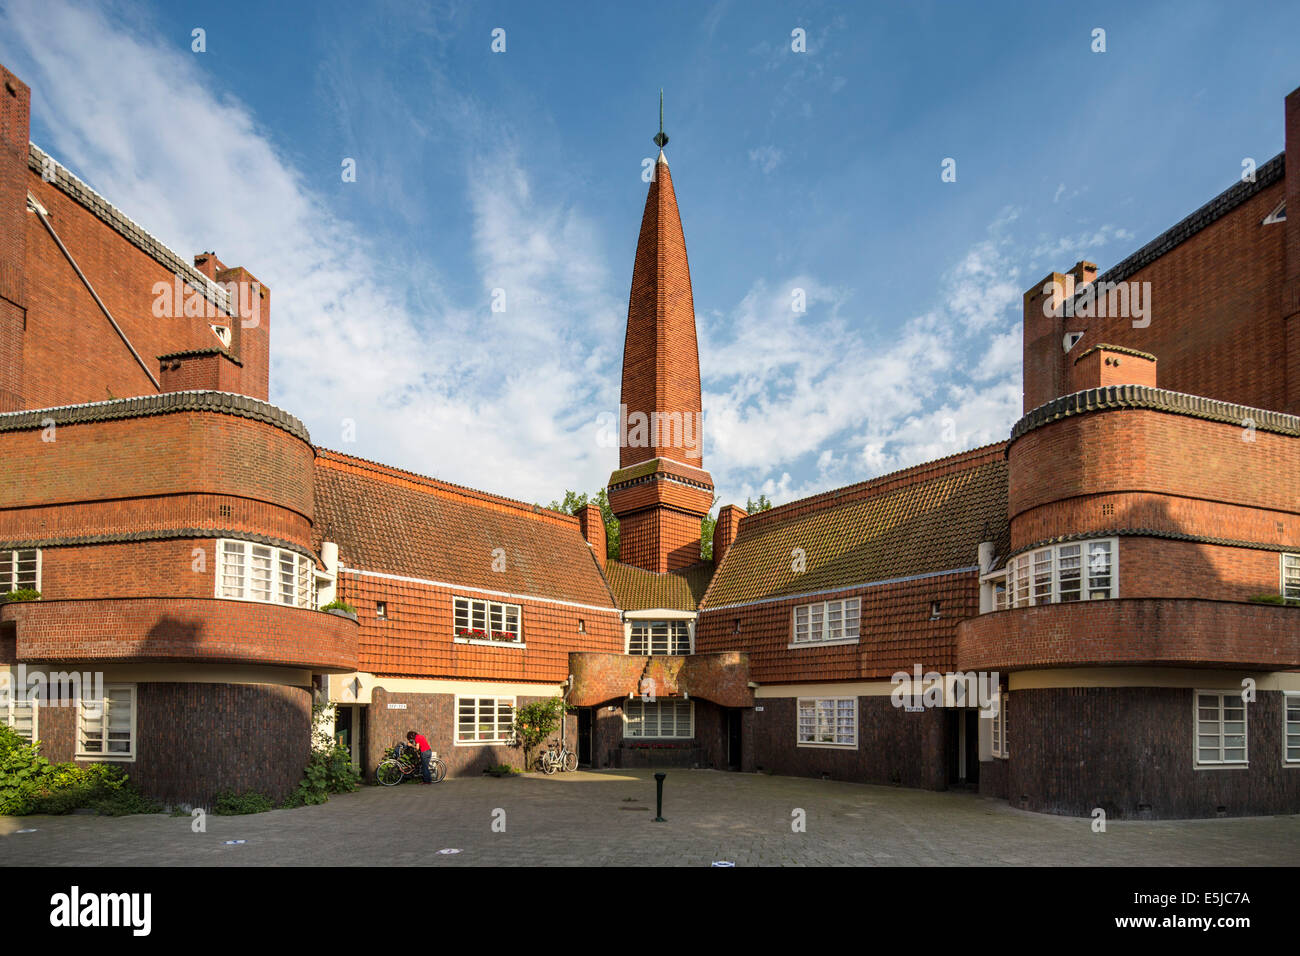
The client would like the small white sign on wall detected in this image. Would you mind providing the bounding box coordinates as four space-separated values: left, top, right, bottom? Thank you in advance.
387 703 408 710
755 706 764 712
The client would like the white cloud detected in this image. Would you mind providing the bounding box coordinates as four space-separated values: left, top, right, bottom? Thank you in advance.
0 0 623 506
748 145 784 174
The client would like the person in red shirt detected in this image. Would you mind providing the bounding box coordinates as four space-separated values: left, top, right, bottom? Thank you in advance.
406 730 433 784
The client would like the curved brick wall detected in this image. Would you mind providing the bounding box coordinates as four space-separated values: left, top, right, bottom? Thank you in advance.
3 598 358 671
0 395 315 549
568 650 753 707
956 598 1300 671
1008 401 1299 550
1005 686 1300 819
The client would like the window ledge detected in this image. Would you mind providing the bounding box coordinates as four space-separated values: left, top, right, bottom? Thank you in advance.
787 638 860 650
453 637 526 649
796 741 858 750
1193 762 1249 771
75 754 135 763
453 739 515 747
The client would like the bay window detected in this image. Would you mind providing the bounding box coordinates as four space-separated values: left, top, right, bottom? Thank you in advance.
1004 538 1116 608
217 540 314 608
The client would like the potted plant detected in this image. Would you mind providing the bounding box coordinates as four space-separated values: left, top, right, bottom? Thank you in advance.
319 599 358 621
0 588 40 603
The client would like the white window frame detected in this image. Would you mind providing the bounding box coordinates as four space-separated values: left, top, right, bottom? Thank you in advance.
76 683 137 762
627 619 692 656
789 597 861 648
453 597 523 646
1194 691 1248 769
623 698 694 739
1 676 37 743
796 697 858 749
1284 692 1300 766
215 539 315 609
454 695 516 746
1005 538 1118 608
991 692 1009 758
0 548 40 594
1282 553 1299 602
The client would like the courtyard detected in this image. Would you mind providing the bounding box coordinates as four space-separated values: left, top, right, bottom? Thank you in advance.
1 769 1297 867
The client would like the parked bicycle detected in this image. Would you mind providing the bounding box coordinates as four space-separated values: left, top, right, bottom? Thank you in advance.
537 740 578 774
376 742 447 786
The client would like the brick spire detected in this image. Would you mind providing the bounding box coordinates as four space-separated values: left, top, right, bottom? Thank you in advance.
608 110 715 573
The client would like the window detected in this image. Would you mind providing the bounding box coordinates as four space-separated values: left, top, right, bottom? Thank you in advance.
624 699 693 739
1004 538 1116 608
217 540 314 608
797 697 857 747
1 681 36 743
1282 554 1300 602
376 601 387 620
0 548 39 594
1285 693 1300 765
990 693 1009 758
453 597 522 643
791 597 861 646
77 684 136 760
628 620 691 655
455 696 515 745
1195 692 1247 767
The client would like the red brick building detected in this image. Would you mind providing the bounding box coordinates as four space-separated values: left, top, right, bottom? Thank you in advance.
1 61 1297 817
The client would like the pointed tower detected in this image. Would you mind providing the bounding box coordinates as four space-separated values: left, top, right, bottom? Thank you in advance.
608 95 715 572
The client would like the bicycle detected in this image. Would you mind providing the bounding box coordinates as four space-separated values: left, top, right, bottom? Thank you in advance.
376 742 447 786
537 740 578 774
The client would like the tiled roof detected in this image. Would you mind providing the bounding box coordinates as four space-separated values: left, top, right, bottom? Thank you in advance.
0 390 310 442
701 445 1009 609
312 450 617 609
1012 386 1300 442
603 559 714 611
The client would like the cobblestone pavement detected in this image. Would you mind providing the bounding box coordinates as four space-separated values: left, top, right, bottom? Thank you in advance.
2 770 1297 867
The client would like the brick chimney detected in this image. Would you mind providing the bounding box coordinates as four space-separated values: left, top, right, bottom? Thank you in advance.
577 502 607 571
0 65 30 412
1068 344 1157 393
193 253 270 402
1022 260 1097 412
712 504 744 568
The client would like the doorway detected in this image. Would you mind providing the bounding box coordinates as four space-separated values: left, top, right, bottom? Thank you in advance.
945 709 980 788
725 708 743 770
577 708 593 767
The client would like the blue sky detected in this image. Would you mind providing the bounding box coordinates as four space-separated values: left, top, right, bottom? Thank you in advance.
3 0 1298 510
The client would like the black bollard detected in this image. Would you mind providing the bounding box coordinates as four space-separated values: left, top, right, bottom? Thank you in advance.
653 771 666 822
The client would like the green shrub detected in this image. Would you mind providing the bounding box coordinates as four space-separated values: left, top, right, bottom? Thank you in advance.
319 600 356 614
283 703 361 808
213 790 275 815
0 588 40 603
484 763 521 777
0 727 157 816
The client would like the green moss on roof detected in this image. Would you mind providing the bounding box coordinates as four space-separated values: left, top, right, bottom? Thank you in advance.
604 560 714 611
702 460 1008 608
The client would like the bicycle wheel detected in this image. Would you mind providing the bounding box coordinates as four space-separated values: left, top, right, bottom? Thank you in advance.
376 759 403 787
543 753 557 775
430 758 447 783
562 750 578 772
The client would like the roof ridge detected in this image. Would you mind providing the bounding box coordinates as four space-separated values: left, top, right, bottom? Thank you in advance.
1093 151 1284 289
740 440 1008 534
314 448 580 528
